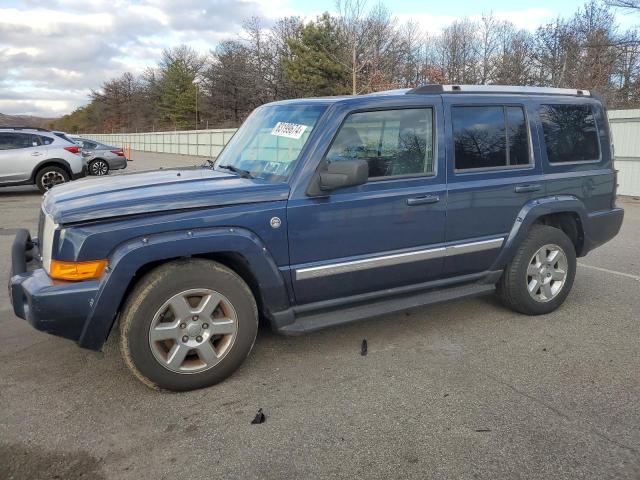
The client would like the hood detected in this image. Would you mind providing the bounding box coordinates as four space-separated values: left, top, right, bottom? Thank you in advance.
43 167 290 224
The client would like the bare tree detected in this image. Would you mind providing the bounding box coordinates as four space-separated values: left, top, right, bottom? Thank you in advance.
606 0 640 11
336 0 369 94
53 2 640 133
436 19 479 83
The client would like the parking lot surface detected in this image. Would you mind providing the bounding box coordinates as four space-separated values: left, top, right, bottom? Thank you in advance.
1 152 639 479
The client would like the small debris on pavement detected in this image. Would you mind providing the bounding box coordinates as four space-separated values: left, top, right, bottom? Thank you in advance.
475 428 492 432
251 408 266 424
361 339 368 356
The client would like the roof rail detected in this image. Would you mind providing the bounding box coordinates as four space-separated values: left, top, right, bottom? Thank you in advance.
406 84 591 97
0 126 51 131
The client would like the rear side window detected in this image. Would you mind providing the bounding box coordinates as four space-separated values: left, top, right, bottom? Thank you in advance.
539 104 600 163
452 105 530 170
326 108 434 179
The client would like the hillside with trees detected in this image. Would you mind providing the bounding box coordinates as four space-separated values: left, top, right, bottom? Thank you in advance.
51 0 640 133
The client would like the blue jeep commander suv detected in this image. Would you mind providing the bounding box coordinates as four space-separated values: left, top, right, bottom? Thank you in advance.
9 85 624 391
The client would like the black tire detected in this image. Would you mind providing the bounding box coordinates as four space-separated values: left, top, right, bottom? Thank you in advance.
35 165 70 193
89 159 109 176
119 259 258 391
498 225 576 315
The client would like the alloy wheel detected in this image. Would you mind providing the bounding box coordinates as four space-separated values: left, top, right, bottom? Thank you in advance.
41 170 66 190
90 160 109 176
148 289 238 374
526 244 568 302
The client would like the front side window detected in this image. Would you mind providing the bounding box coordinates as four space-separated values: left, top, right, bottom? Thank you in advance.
326 108 434 179
539 104 600 163
453 105 530 170
214 104 327 182
0 133 32 150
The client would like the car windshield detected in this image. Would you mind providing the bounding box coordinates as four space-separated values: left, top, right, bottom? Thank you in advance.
214 104 327 182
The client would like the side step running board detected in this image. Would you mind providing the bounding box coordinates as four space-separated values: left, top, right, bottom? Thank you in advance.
278 283 495 335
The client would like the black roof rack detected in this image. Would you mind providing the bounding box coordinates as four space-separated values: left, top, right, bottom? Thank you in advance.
406 84 591 97
0 126 51 131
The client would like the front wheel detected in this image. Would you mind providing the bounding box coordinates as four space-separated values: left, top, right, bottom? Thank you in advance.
119 259 258 391
498 225 576 315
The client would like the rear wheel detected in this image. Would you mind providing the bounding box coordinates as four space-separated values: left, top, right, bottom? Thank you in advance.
498 225 576 315
35 166 69 192
89 159 109 176
119 259 258 391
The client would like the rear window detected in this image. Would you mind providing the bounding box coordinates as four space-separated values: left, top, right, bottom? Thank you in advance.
539 104 600 163
452 105 530 170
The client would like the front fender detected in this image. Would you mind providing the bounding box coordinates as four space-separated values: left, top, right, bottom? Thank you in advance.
77 226 290 350
490 195 589 272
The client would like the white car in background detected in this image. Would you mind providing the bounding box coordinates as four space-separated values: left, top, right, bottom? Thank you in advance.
0 127 87 192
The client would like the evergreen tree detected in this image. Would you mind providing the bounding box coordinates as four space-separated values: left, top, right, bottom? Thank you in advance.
283 14 351 97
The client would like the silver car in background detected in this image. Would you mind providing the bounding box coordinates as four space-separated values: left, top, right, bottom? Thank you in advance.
0 127 87 192
71 137 128 176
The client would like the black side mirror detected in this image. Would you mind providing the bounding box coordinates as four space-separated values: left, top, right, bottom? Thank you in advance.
319 159 368 191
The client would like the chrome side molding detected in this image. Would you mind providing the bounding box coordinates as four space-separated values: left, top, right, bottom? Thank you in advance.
295 237 504 280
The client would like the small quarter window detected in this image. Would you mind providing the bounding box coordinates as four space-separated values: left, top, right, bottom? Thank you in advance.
539 104 600 163
326 108 434 179
452 105 530 170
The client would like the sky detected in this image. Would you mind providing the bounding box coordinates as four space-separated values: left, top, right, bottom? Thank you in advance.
0 0 637 118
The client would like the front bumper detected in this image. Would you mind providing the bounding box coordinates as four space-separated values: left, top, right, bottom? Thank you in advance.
9 229 99 343
72 164 88 180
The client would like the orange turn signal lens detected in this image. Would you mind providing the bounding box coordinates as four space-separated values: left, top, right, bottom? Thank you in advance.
50 259 108 281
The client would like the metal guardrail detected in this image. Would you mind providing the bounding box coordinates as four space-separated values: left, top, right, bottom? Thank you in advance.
84 129 238 158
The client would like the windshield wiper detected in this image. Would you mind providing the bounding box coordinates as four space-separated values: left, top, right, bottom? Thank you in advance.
217 164 254 179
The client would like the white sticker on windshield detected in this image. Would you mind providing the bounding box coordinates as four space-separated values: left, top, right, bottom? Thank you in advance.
271 122 308 139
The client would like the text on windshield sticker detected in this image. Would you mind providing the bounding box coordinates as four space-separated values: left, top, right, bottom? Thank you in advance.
271 122 308 139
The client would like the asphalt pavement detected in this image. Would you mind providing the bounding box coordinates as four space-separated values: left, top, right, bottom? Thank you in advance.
0 152 638 479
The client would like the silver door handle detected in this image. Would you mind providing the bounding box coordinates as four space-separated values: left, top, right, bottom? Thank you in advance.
31 152 43 156
406 195 440 206
514 184 541 193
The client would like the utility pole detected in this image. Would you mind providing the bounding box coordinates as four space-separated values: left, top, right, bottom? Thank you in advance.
195 83 199 131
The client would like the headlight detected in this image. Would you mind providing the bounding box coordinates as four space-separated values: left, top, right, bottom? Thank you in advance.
40 212 57 274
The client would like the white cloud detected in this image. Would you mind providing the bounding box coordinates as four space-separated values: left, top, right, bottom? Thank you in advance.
0 0 292 117
488 8 555 31
394 7 555 36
